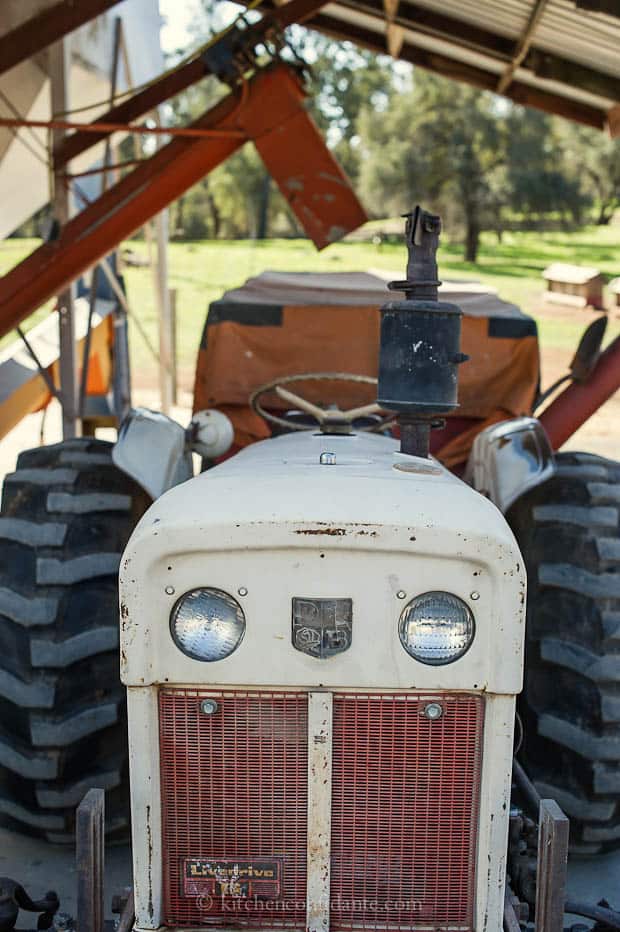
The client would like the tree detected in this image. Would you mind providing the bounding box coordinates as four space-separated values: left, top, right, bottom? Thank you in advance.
164 5 399 238
556 122 620 225
505 107 590 226
358 71 507 261
291 31 399 185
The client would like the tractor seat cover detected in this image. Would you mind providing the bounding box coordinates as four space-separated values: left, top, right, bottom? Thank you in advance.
193 270 539 467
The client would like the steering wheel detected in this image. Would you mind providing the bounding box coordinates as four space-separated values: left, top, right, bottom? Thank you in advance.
249 372 396 434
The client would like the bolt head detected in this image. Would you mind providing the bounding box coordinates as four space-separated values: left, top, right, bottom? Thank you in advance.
319 451 337 465
470 591 480 601
396 590 407 600
423 702 443 721
165 585 175 596
238 587 248 597
200 698 219 715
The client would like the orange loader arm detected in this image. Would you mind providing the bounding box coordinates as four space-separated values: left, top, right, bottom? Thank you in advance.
0 63 366 342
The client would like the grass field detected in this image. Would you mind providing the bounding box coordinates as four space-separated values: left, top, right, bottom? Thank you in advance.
1 224 619 389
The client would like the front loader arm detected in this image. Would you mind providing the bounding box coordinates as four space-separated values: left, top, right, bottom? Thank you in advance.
0 63 366 341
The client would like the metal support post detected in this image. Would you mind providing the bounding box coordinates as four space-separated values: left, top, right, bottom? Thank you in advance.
49 38 80 439
170 287 178 405
76 788 105 932
78 17 124 424
155 209 173 414
535 798 569 932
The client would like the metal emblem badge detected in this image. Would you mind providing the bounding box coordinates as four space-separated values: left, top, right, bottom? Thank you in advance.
292 597 352 658
183 858 281 900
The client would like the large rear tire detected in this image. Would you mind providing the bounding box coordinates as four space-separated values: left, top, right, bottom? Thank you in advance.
0 438 149 842
508 451 620 853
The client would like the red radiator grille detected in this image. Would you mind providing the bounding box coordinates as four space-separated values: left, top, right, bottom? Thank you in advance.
160 689 308 928
330 693 484 932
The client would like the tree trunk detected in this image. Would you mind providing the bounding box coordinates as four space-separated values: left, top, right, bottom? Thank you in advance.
173 196 185 240
257 174 271 240
596 202 613 225
205 181 220 238
464 216 480 263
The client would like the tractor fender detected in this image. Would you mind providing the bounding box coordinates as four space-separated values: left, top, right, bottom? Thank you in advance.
465 416 555 513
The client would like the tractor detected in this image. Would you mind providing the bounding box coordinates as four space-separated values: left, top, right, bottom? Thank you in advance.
1 205 618 859
2 208 620 932
1 0 619 864
118 207 526 932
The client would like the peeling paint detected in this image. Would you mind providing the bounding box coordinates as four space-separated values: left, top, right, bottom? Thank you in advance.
285 177 304 192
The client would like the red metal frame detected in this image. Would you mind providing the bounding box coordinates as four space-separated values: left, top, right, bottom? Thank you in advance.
539 334 620 450
0 63 366 341
54 0 332 168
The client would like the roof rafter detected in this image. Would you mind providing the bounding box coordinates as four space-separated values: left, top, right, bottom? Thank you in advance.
331 0 620 103
497 0 549 94
312 11 606 129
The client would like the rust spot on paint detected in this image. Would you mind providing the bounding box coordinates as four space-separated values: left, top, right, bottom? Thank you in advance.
146 803 154 918
295 527 346 536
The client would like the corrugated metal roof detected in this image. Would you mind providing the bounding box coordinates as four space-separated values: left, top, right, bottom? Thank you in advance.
536 1 619 76
402 0 531 39
302 0 620 130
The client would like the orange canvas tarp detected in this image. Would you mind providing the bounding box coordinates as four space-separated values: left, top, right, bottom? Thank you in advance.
193 272 539 463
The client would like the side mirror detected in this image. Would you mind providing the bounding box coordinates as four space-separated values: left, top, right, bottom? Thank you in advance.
569 315 608 382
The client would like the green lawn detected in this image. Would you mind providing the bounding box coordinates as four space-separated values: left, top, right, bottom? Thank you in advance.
1 225 618 388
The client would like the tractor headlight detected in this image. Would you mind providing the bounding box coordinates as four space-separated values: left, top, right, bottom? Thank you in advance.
398 591 474 665
170 588 245 661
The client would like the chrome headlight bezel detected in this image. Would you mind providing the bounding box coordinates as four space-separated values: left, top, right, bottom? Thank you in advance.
170 587 246 662
398 590 475 666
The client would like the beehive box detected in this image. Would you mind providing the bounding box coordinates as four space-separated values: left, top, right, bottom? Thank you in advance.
543 262 605 309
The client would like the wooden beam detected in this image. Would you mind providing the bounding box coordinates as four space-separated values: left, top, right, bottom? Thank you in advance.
525 49 620 103
307 0 516 57
323 0 620 105
312 12 607 129
497 0 550 94
575 0 620 15
0 0 125 78
383 0 400 17
383 0 404 57
387 24 405 57
607 103 620 138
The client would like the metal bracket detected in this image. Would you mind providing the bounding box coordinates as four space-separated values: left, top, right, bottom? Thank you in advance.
76 788 105 932
535 799 569 932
